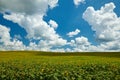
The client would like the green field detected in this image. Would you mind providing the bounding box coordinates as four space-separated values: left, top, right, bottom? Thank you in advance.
0 51 120 80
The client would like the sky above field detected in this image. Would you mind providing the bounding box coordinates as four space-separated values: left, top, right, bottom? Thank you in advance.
0 0 120 52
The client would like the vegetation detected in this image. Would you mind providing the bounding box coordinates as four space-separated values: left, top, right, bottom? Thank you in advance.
0 51 120 80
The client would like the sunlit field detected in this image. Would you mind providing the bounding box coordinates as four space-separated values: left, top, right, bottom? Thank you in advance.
0 51 120 80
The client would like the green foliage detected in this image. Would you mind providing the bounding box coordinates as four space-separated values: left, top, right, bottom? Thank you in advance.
0 62 120 80
0 51 120 80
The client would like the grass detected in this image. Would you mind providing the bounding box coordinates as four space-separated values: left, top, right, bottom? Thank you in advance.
0 51 120 80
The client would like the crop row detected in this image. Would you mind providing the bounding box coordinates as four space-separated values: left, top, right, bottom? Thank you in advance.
0 61 120 80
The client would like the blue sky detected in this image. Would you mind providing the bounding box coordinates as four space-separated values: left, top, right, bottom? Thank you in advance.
0 0 120 51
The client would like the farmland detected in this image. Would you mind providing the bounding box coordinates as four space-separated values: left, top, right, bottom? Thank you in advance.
0 51 120 80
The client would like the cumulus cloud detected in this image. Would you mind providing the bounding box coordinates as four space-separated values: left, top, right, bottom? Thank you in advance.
69 36 91 51
73 0 85 6
3 14 59 40
3 13 67 51
0 0 58 15
0 25 11 45
14 35 22 40
83 2 120 42
5 39 26 50
97 39 120 51
0 0 119 52
26 38 67 51
48 0 58 9
67 29 80 37
38 39 67 51
49 20 58 29
0 24 26 50
83 2 120 51
0 0 68 51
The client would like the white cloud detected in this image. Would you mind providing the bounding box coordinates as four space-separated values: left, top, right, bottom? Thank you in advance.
3 13 66 41
0 25 11 45
0 0 68 51
71 36 90 52
49 20 58 29
0 24 26 50
83 2 120 51
98 40 120 51
75 36 90 45
5 39 26 50
68 36 91 51
51 48 65 52
73 0 85 6
3 13 67 51
0 0 58 15
67 29 80 37
83 2 120 41
26 38 67 51
0 1 119 52
73 36 90 51
48 0 58 9
14 35 22 40
1 0 59 41
3 14 58 40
